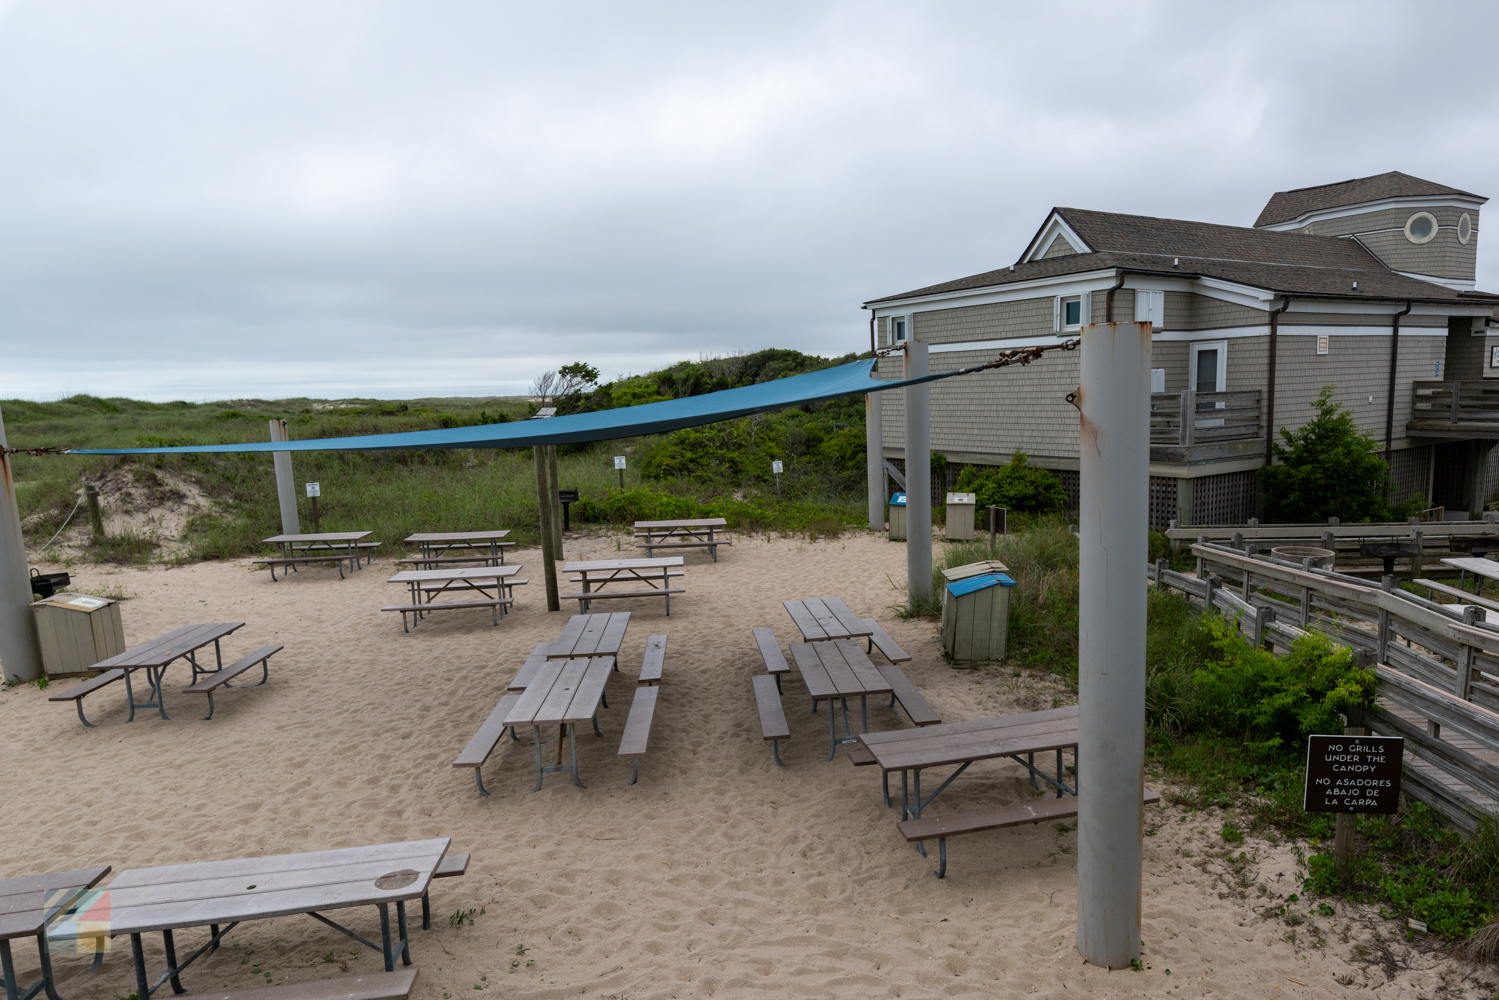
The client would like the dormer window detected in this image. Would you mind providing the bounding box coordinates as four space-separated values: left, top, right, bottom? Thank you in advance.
1404 212 1438 244
1459 213 1473 244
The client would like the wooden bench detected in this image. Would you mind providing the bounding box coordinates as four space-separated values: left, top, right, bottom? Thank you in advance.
177 969 418 1000
752 674 790 767
874 661 941 727
898 790 1161 878
294 541 381 566
452 694 523 795
48 669 127 727
180 645 283 719
1414 578 1499 613
639 635 666 685
570 571 684 583
252 555 359 581
752 627 790 692
397 548 514 567
633 540 732 550
618 686 660 784
561 588 686 613
419 851 469 929
508 644 555 691
417 579 527 595
859 618 911 664
382 598 513 632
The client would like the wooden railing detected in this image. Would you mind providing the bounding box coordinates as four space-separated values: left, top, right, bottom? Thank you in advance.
1163 516 1499 565
1408 380 1499 437
1150 390 1262 463
1150 543 1499 832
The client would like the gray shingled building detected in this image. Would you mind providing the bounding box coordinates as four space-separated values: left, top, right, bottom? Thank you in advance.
863 171 1499 527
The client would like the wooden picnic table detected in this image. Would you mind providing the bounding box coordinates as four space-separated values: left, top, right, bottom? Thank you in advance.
783 597 875 642
789 639 892 759
634 518 730 561
49 623 244 725
1440 556 1499 596
384 566 524 630
0 865 111 1000
402 531 512 568
503 659 614 789
544 612 631 661
860 705 1080 823
259 532 375 580
562 557 684 614
72 839 449 1000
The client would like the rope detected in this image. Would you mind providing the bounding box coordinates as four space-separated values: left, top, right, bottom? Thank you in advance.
33 495 85 556
873 336 1082 372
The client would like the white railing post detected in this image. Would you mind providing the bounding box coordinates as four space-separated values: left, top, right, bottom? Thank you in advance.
1076 322 1150 968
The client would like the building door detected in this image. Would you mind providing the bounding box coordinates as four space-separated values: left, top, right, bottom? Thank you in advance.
1190 340 1227 427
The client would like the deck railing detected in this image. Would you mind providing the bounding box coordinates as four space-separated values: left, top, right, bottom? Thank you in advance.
1149 390 1262 463
1408 380 1499 437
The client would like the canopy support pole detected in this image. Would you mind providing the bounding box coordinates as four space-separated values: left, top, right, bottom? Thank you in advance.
547 445 564 559
1076 322 1149 968
0 405 43 682
866 391 884 531
268 420 301 536
904 342 931 605
533 446 560 611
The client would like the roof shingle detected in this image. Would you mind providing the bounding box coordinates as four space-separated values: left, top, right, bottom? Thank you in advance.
1253 171 1483 228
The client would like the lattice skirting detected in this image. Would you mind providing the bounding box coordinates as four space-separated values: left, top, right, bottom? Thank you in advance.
1190 470 1259 527
1388 445 1432 507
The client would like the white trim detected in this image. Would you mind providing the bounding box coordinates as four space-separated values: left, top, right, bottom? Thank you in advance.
1257 193 1488 232
1404 212 1439 245
1459 213 1473 245
866 268 1120 314
1392 270 1478 291
1189 341 1228 393
1190 276 1280 310
928 334 1067 354
1019 212 1093 263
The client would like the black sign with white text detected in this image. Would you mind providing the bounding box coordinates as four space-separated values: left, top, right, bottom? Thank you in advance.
1303 735 1404 814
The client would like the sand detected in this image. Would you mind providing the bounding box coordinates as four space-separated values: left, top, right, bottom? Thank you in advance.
3 530 1495 999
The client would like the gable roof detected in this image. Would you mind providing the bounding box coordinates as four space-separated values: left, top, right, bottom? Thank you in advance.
1254 171 1484 228
865 206 1499 307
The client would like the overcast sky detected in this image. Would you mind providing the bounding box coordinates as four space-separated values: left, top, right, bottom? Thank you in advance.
3 1 1497 403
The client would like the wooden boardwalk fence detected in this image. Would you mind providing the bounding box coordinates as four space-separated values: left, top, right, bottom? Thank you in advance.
1151 542 1499 834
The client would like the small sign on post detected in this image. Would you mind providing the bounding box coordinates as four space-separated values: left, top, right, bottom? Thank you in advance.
1305 733 1403 875
772 460 783 498
305 483 321 532
614 456 626 491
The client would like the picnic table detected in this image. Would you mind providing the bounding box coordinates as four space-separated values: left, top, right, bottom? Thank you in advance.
48 623 245 725
859 705 1079 823
544 612 631 661
782 597 875 643
1440 556 1499 596
634 518 730 561
562 557 685 614
503 659 614 789
63 839 449 1000
383 565 524 631
402 531 512 568
789 639 892 760
0 865 111 1000
258 532 375 580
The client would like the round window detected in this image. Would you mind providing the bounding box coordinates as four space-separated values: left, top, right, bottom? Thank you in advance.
1459 213 1473 245
1405 212 1438 244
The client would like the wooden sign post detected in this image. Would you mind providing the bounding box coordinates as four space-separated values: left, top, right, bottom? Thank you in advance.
614 455 626 491
1304 730 1403 874
305 482 321 533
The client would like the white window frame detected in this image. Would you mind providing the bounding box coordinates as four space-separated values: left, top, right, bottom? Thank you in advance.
1055 292 1089 333
1134 289 1165 329
1404 212 1439 245
890 315 909 345
1189 340 1228 428
1316 334 1330 355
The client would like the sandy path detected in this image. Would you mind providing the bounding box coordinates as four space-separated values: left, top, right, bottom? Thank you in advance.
2 531 1492 999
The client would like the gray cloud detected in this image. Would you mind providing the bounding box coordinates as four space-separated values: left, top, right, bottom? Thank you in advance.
2 1 1496 400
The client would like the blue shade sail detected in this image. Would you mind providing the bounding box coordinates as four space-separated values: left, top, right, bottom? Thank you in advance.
68 357 971 455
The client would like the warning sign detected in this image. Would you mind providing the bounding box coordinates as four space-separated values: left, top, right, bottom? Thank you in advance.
1303 735 1403 814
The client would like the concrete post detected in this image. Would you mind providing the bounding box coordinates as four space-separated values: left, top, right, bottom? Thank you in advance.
268 420 301 536
1076 322 1150 968
533 446 560 611
547 445 564 558
0 405 43 682
866 391 884 531
904 341 931 604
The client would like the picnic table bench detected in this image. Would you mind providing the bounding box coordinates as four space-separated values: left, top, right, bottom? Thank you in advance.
173 970 417 1000
752 627 790 692
0 865 111 1000
403 531 513 569
752 673 791 766
382 566 525 631
1440 556 1499 596
634 518 731 561
181 644 282 719
859 618 911 664
48 623 263 725
255 532 375 581
59 839 450 1000
561 558 684 614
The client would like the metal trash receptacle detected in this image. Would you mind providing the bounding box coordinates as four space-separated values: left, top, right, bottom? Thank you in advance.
945 492 976 541
888 492 908 541
30 593 126 677
940 560 1014 664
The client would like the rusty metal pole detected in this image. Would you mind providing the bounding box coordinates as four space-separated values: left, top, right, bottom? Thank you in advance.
533 446 560 611
1076 321 1150 968
268 420 301 536
0 405 43 682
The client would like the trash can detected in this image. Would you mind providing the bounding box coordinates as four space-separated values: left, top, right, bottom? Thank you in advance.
888 492 908 541
940 560 1015 664
31 594 126 677
945 492 976 541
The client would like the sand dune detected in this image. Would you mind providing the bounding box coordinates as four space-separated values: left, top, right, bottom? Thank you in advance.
2 530 1492 999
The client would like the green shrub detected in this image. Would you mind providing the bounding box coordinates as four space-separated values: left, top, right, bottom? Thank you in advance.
954 452 1067 515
